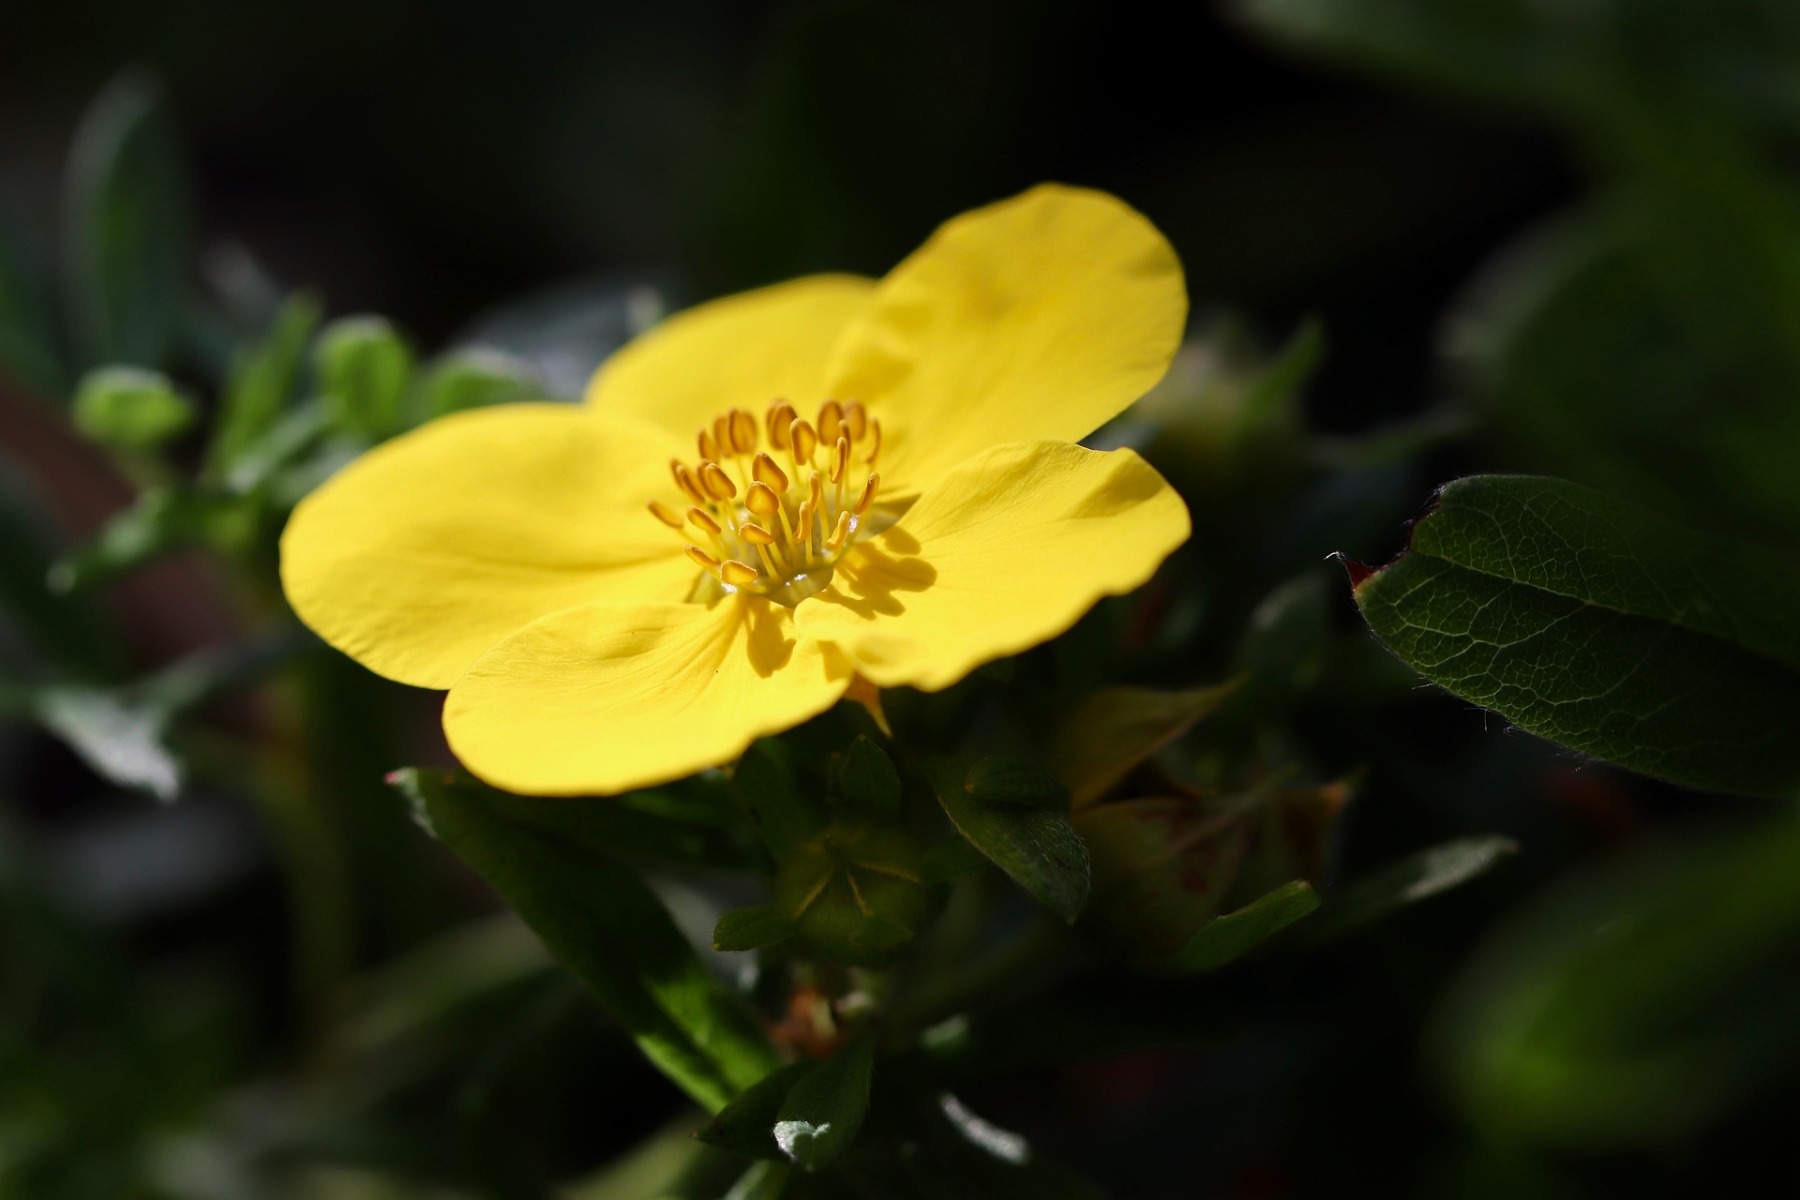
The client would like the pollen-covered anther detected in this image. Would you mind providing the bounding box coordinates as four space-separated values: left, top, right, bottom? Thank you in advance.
687 507 722 536
862 418 882 464
844 400 867 439
741 521 777 547
648 500 684 529
818 399 844 443
699 461 736 500
746 481 781 518
672 461 705 505
686 545 721 573
752 452 788 493
829 436 849 484
790 418 818 467
825 510 853 552
855 473 880 515
719 560 760 587
767 401 797 449
729 408 759 455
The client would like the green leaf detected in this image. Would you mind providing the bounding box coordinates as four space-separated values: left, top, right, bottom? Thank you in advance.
1159 879 1319 974
1311 836 1519 939
1351 474 1800 797
61 71 193 368
837 735 901 815
315 315 414 438
696 1062 814 1161
0 462 120 677
964 758 1070 812
1074 797 1251 961
390 769 779 1111
22 683 183 800
714 906 797 953
930 761 1090 924
773 822 931 967
1434 814 1800 1147
483 785 749 870
71 365 195 450
1234 572 1332 697
733 740 826 859
48 486 255 593
773 1029 875 1168
1051 683 1238 810
0 210 68 397
209 293 322 474
416 347 541 419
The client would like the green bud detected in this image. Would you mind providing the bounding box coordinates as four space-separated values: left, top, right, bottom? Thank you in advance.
71 365 196 450
316 314 413 437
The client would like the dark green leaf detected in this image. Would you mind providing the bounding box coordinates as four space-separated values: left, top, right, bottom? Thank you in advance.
714 906 797 952
208 293 321 474
1159 880 1319 974
390 769 778 1111
837 735 901 816
1434 815 1800 1147
61 71 193 368
773 823 930 967
964 758 1069 812
1075 797 1250 961
1052 684 1238 810
1311 836 1518 939
484 785 749 870
417 348 542 419
931 762 1090 924
773 1029 875 1168
71 365 195 449
48 486 255 593
733 741 825 859
0 462 120 677
696 1062 813 1161
315 315 414 438
1351 474 1800 797
1234 572 1332 697
0 210 68 397
921 837 990 883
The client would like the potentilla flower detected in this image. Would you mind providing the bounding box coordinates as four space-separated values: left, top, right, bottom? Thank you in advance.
281 185 1191 795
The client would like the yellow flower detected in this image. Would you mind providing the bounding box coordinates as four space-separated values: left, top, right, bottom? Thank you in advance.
281 185 1191 795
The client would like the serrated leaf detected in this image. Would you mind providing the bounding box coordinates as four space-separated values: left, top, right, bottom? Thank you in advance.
1160 879 1319 974
315 314 414 438
209 293 321 474
1312 836 1518 939
837 735 901 815
389 769 778 1112
72 365 195 449
964 758 1069 812
1052 683 1238 810
61 71 193 368
714 906 797 952
1351 475 1800 798
931 762 1090 924
773 1029 875 1168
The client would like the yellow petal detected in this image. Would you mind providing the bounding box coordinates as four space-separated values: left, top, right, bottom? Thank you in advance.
794 441 1189 691
824 185 1186 494
444 597 851 795
281 404 696 689
584 275 875 439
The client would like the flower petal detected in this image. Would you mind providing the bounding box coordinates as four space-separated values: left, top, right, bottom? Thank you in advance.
824 185 1186 494
584 275 875 440
444 597 851 795
281 404 696 689
794 441 1189 691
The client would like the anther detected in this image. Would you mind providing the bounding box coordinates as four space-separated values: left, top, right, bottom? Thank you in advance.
795 499 814 544
863 418 882 463
699 461 737 500
825 510 853 552
807 471 824 513
697 428 720 462
720 560 760 587
746 481 781 518
686 545 722 573
844 400 867 439
740 521 777 546
672 462 706 505
752 452 789 493
818 399 844 444
712 415 733 459
687 506 722 535
767 401 797 449
790 418 818 465
855 472 880 515
648 500 685 529
729 408 759 455
829 436 849 484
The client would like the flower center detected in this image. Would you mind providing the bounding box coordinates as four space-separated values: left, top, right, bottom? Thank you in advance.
649 398 884 606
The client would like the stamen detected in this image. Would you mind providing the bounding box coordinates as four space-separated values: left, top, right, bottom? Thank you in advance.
752 452 789 493
720 559 760 587
855 473 880 515
825 510 852 552
744 482 779 519
697 428 720 462
741 521 777 546
712 415 733 459
699 461 737 500
795 499 815 549
863 418 882 463
686 545 722 574
729 408 759 455
767 401 797 450
687 507 722 536
829 436 849 484
672 461 706 505
648 500 684 528
844 400 867 440
817 399 844 444
790 418 818 468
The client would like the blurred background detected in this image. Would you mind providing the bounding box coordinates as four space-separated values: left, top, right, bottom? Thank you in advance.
4 1 1800 1197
